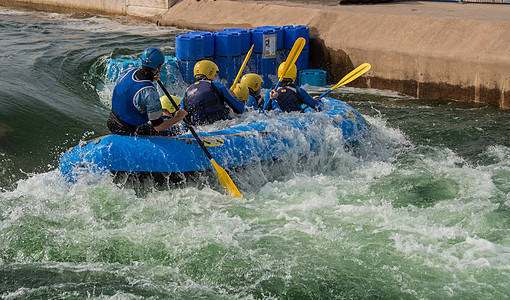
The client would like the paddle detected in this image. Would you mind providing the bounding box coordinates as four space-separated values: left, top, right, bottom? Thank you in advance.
274 37 306 90
319 63 371 98
156 80 242 197
231 44 254 90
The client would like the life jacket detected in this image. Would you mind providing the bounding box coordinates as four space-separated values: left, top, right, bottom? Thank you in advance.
274 83 305 113
182 80 229 124
111 68 154 126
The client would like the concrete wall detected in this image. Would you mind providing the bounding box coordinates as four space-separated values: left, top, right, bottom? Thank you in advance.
158 0 510 109
2 0 509 109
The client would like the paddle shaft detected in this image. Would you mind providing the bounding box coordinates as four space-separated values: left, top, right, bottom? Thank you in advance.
156 80 213 160
231 44 254 90
319 63 371 98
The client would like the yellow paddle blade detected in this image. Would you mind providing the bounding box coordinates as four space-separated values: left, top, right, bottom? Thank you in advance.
278 37 306 83
331 63 371 91
231 44 254 90
211 159 242 197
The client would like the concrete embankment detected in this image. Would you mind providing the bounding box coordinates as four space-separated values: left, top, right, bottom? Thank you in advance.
3 0 510 109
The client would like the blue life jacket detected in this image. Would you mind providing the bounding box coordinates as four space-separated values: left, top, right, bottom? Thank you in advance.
183 80 229 124
112 68 154 126
275 85 303 112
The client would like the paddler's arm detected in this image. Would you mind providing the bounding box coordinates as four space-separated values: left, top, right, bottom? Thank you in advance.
137 87 188 132
262 90 273 111
154 109 187 132
297 87 324 111
212 81 245 114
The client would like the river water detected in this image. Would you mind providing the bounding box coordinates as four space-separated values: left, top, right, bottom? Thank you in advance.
0 7 509 299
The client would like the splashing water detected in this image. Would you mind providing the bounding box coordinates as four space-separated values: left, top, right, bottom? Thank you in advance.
0 7 509 299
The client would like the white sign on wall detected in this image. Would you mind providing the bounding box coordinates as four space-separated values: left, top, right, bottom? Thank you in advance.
262 33 277 59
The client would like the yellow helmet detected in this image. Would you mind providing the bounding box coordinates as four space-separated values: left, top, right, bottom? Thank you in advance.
160 95 181 114
240 73 263 92
233 83 249 102
277 62 297 81
193 60 219 80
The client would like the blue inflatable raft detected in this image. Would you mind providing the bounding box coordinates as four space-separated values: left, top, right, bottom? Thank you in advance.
59 98 368 182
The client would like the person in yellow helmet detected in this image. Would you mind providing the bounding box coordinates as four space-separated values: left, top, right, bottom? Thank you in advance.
263 62 323 112
160 94 182 116
240 73 264 109
233 83 249 103
180 60 245 125
158 95 185 136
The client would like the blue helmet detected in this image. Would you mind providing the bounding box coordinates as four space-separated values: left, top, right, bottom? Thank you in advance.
141 47 165 70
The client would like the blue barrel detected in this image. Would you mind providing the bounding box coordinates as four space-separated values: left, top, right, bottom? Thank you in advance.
214 31 242 57
295 48 309 70
250 27 277 53
177 59 199 84
298 69 326 87
223 28 251 54
283 25 309 50
256 26 283 49
253 53 276 75
215 56 240 79
188 31 214 58
175 33 204 61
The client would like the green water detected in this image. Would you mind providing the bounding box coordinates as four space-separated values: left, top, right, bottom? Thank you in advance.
0 7 509 299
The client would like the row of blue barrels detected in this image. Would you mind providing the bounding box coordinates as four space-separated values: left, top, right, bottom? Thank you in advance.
105 55 326 88
175 25 310 87
105 56 325 90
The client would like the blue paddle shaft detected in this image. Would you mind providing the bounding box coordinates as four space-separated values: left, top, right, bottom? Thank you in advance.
319 89 332 98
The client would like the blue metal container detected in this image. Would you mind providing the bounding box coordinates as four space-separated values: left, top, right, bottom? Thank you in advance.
188 31 215 58
175 33 204 61
223 28 251 54
283 25 309 50
214 31 242 57
256 26 284 49
298 69 326 87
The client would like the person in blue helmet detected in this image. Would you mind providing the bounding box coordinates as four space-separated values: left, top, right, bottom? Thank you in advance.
107 47 187 136
263 62 323 112
181 60 244 125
